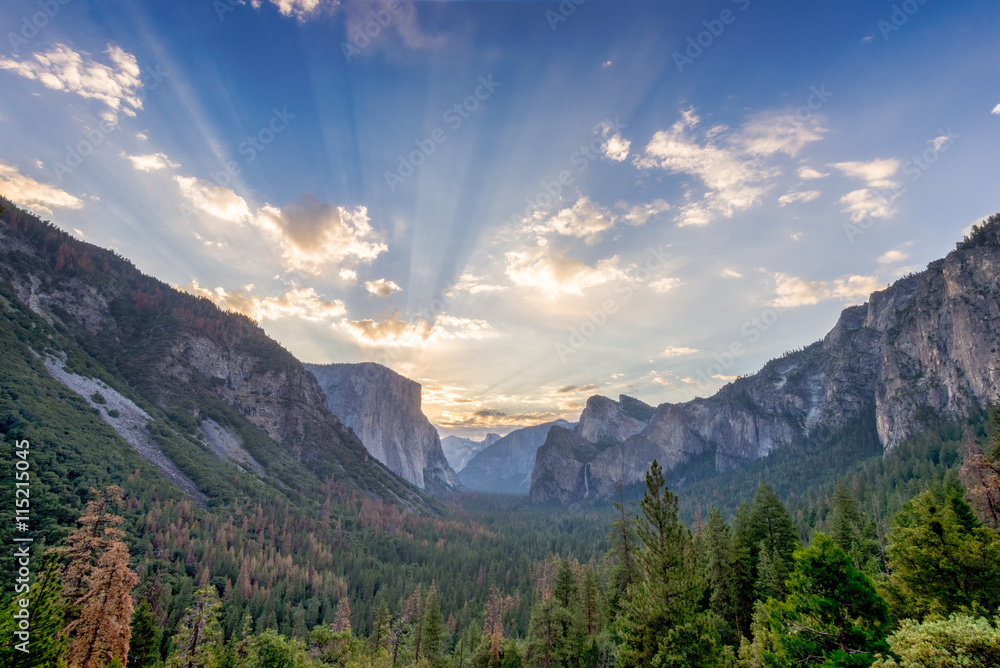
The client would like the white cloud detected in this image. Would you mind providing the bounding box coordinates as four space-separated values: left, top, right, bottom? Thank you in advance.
524 197 666 244
365 278 401 298
635 108 806 226
660 346 698 357
525 197 615 244
992 103 1000 115
839 189 897 223
798 166 828 180
878 248 910 264
769 272 882 308
505 247 627 299
338 312 495 348
778 190 821 206
832 158 901 189
929 135 951 151
174 176 253 223
339 268 358 283
602 60 613 68
620 199 669 225
181 281 346 322
121 152 179 172
739 108 826 157
720 268 742 278
0 161 84 214
0 44 143 117
832 158 902 222
254 195 388 274
601 134 631 162
258 0 327 19
649 277 683 294
73 228 85 237
450 273 508 295
135 131 148 141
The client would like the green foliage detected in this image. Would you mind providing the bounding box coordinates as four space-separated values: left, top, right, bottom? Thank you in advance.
752 533 890 667
871 614 1000 668
0 556 68 668
615 461 718 667
881 483 1000 620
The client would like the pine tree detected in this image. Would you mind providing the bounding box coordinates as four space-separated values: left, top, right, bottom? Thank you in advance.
606 483 637 618
66 534 138 668
128 599 161 668
371 601 391 653
749 482 799 570
753 534 891 667
0 555 67 668
524 592 555 668
422 586 445 667
703 506 737 645
579 567 601 635
61 486 127 612
333 596 351 633
615 460 718 667
728 502 756 640
166 586 222 668
881 484 1000 620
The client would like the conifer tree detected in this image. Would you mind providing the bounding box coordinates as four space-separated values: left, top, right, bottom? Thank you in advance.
333 596 351 633
0 555 67 668
703 506 737 645
371 601 392 653
752 534 890 667
422 585 445 667
128 599 162 668
166 586 222 668
881 484 1000 620
616 460 718 667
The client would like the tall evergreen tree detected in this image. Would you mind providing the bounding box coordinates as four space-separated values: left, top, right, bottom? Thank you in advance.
881 484 1000 620
166 586 222 668
702 507 736 645
0 555 67 668
422 585 445 667
615 460 718 667
128 599 162 668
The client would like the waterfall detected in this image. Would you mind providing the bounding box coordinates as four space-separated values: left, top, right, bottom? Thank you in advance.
583 463 590 498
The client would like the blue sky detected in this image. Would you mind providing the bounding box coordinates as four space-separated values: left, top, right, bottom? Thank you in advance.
1 0 998 437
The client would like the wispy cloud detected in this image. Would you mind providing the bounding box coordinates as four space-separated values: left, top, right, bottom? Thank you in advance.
0 44 143 118
0 161 84 214
660 346 699 357
634 106 824 227
338 312 495 347
831 158 901 222
365 278 401 298
180 281 346 322
769 272 882 308
504 246 627 298
121 151 179 172
778 190 821 206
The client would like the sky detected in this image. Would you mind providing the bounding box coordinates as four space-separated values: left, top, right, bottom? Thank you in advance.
0 0 998 439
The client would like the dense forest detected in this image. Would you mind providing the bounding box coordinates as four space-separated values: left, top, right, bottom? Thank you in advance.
3 203 1000 667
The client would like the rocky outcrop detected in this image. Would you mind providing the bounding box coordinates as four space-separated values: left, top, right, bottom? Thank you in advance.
576 395 651 444
0 206 428 510
459 420 572 494
530 216 1000 503
307 363 462 493
442 433 501 473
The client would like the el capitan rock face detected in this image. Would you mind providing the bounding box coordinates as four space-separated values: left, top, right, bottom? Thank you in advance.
307 362 463 493
530 219 1000 503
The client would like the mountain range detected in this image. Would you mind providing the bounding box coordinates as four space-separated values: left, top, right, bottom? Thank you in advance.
528 217 1000 503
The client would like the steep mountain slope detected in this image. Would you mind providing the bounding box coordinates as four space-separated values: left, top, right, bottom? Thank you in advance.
459 419 572 493
306 362 462 492
0 198 428 510
531 215 1000 503
442 433 501 472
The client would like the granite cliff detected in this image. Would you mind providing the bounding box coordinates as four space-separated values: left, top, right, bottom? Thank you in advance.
442 432 501 472
530 216 1000 503
306 362 462 493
